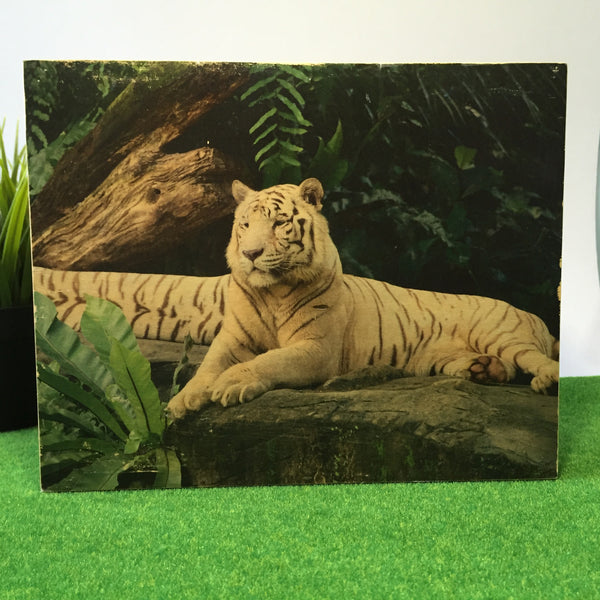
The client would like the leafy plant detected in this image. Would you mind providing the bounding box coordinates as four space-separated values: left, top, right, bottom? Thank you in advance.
35 291 182 491
307 119 349 190
0 121 31 307
25 61 137 196
324 187 452 282
27 62 564 333
212 63 565 330
241 64 314 187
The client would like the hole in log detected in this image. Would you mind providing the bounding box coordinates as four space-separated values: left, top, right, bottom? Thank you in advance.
148 187 161 202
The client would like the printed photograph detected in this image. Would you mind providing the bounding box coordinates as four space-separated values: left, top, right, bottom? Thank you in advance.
24 61 565 491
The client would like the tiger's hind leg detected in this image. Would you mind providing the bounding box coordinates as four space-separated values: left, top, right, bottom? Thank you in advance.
512 349 559 393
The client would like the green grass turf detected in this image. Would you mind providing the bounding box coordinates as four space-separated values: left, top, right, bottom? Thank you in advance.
1 377 598 599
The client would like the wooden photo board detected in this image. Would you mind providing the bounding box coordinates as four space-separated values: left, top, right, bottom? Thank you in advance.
25 61 565 491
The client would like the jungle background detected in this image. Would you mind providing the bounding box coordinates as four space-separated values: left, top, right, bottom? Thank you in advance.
24 61 566 335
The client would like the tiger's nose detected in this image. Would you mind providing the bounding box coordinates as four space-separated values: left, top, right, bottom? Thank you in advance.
242 248 264 262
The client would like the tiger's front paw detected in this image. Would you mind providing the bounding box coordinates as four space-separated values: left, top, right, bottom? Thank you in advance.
166 382 212 419
211 364 270 407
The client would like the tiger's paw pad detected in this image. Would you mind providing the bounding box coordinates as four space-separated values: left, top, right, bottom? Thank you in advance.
469 355 508 384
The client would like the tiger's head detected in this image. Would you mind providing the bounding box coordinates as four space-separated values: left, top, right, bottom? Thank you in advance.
226 178 338 288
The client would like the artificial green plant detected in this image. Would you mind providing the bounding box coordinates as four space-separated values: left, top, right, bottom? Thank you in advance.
35 291 183 491
0 121 31 308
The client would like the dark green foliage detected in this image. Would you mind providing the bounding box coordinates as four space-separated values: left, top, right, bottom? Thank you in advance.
241 64 313 187
28 62 565 333
35 291 182 491
24 61 139 195
238 63 564 331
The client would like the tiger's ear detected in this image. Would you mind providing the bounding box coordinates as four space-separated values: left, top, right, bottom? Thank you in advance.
299 178 324 211
232 180 253 205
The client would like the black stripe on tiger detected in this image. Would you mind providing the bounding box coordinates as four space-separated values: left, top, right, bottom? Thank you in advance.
466 299 499 352
394 313 409 357
279 266 338 329
192 279 207 310
368 347 376 366
218 283 226 315
156 276 175 341
60 297 86 322
424 308 443 348
231 312 264 356
496 311 526 356
213 320 222 337
483 304 512 353
406 288 423 311
289 217 306 250
195 311 218 345
171 320 182 342
362 279 385 360
129 274 153 331
232 275 273 333
512 347 542 364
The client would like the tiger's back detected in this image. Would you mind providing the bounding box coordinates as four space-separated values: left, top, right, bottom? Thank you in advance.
341 274 558 391
33 266 228 345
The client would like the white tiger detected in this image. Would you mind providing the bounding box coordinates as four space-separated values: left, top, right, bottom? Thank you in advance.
34 178 559 419
166 178 559 417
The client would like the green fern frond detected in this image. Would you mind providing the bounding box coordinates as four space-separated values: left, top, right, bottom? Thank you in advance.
253 123 278 145
240 64 313 186
277 78 306 107
278 64 312 83
249 107 277 135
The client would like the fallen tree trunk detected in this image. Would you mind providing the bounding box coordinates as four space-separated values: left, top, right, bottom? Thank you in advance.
31 62 250 271
32 147 239 270
164 371 558 487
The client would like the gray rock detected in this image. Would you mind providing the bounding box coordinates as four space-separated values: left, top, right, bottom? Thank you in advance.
164 372 558 487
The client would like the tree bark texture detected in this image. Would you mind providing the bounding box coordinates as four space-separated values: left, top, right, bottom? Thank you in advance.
31 62 250 270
